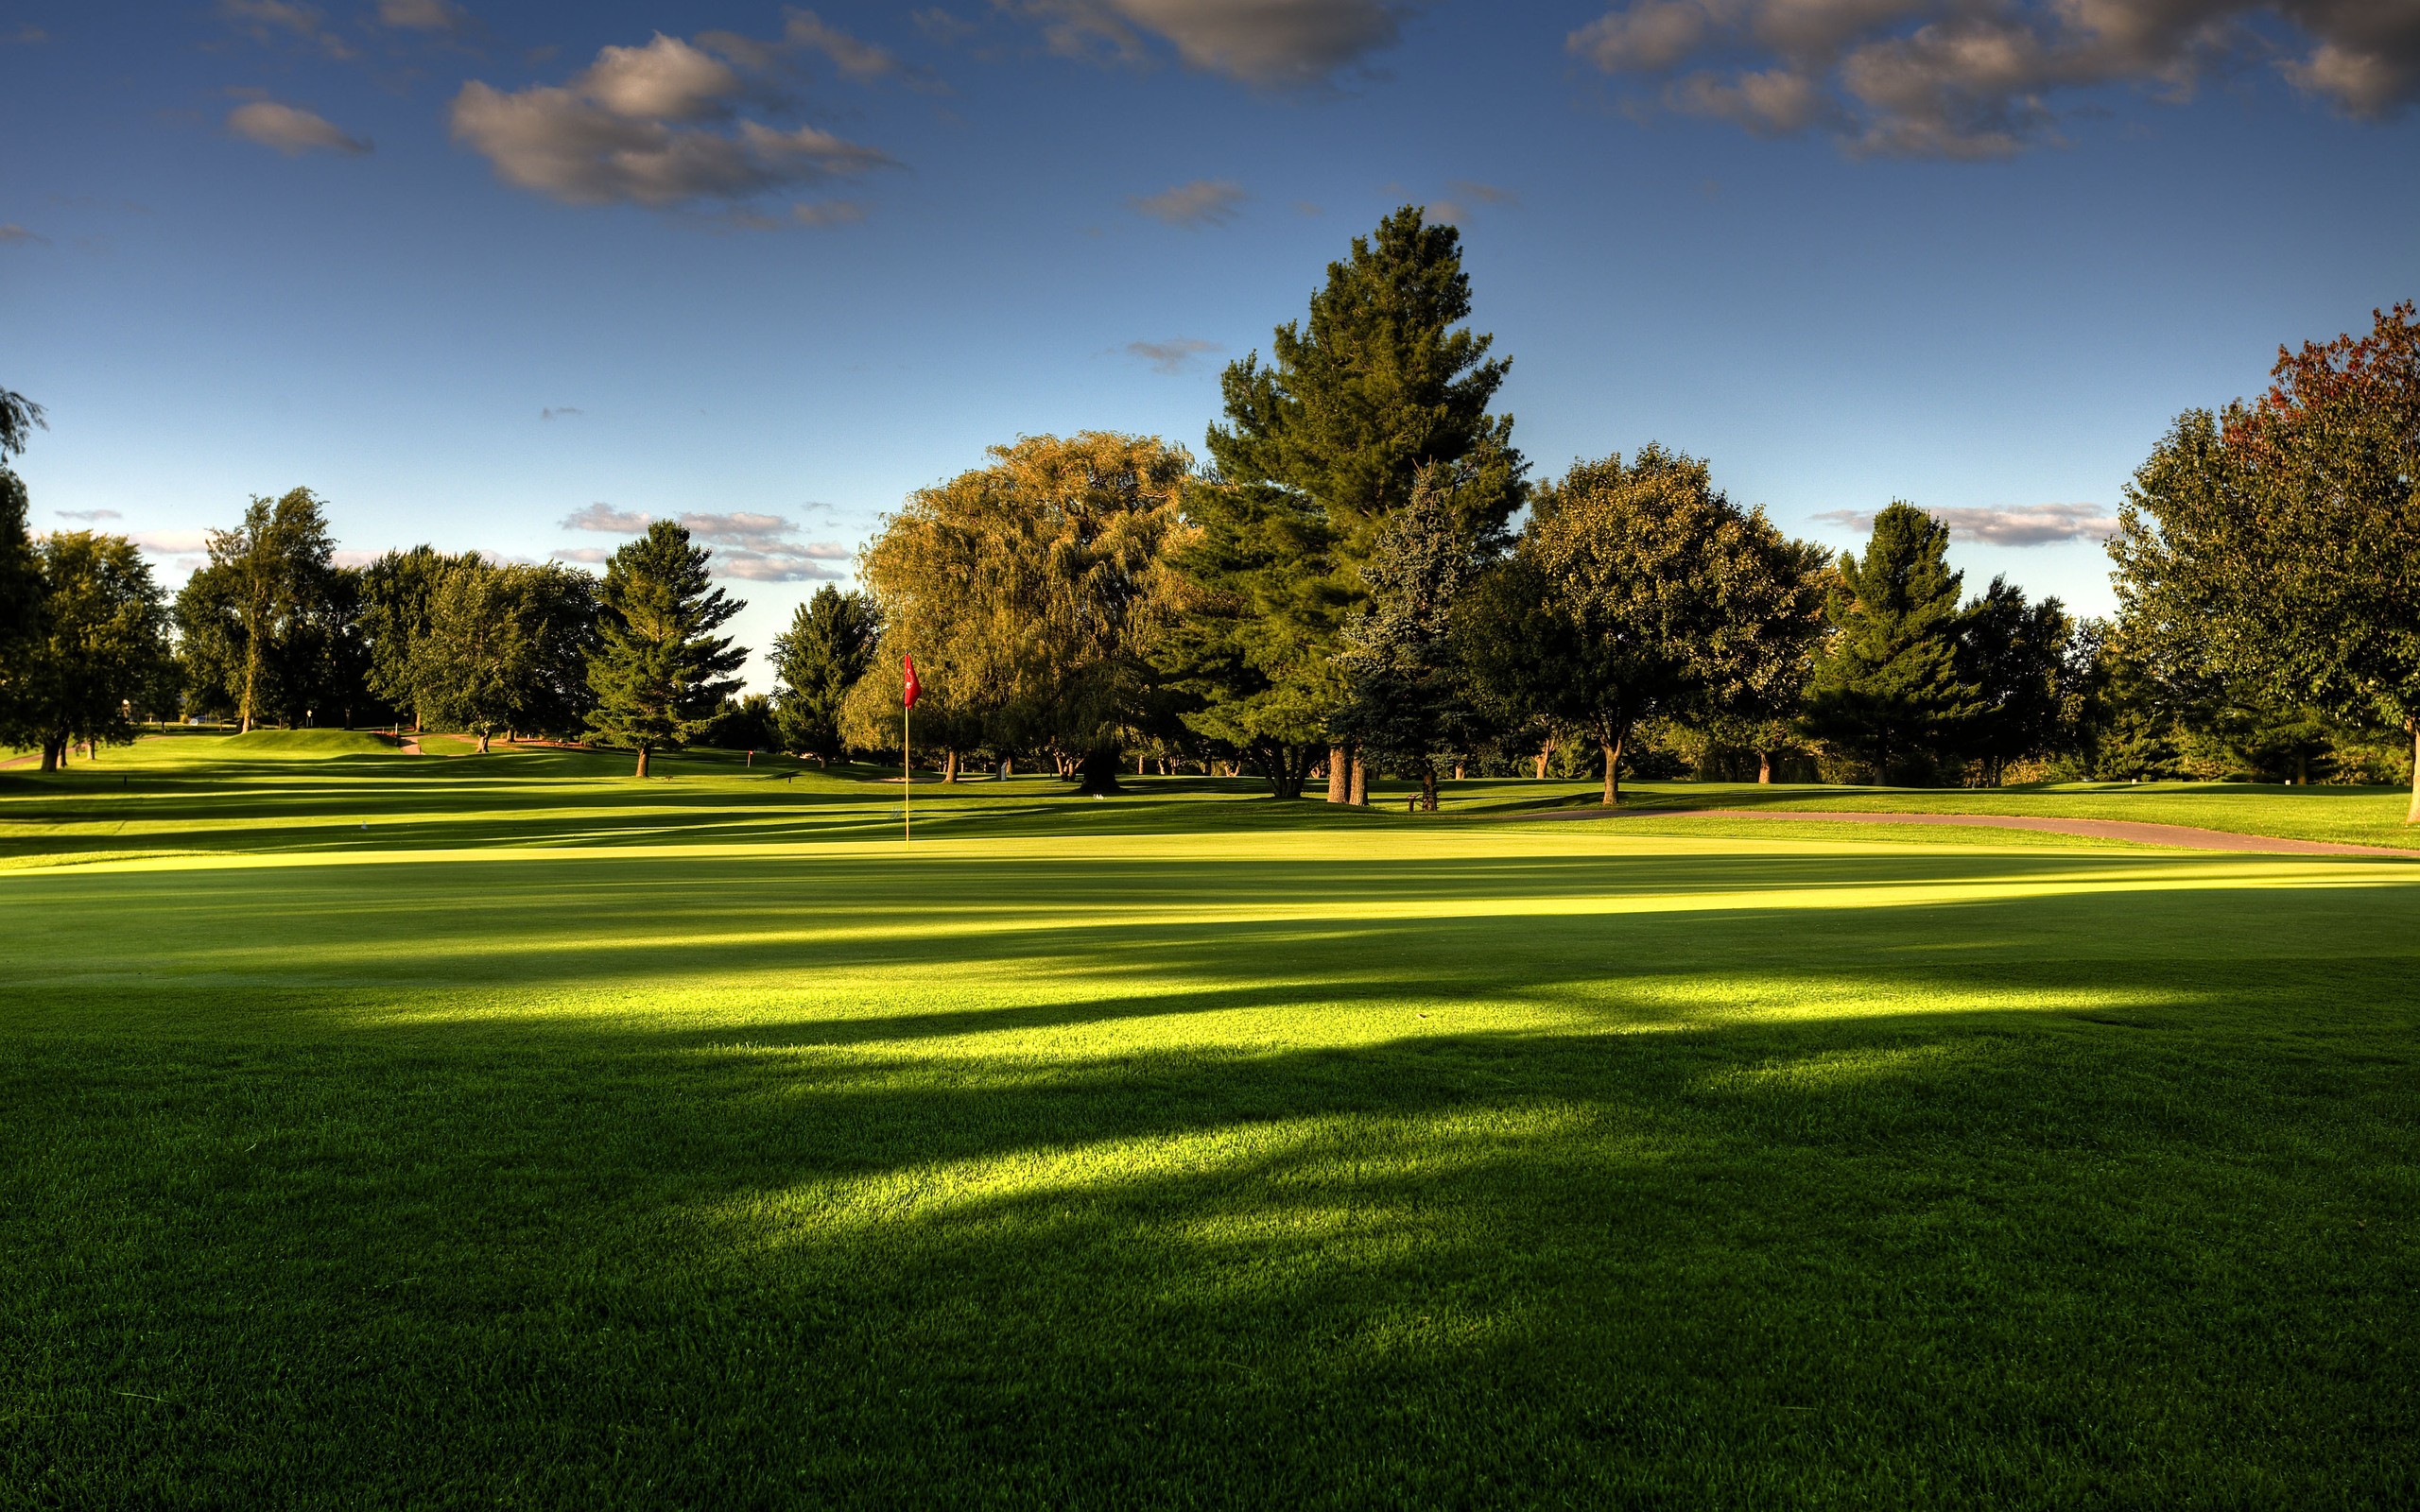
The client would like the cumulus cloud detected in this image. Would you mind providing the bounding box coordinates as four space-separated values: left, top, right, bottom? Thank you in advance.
557 502 849 579
0 224 46 246
55 508 123 522
1567 0 2420 157
449 31 897 212
1126 336 1223 373
1131 177 1246 226
550 546 612 565
1813 503 2119 544
1009 0 1415 88
228 100 373 156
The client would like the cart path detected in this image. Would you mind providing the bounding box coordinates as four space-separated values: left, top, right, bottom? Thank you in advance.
1517 805 2420 858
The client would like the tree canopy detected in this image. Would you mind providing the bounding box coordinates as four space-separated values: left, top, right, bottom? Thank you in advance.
1803 503 1981 782
770 585 877 761
852 432 1194 791
2112 302 2420 817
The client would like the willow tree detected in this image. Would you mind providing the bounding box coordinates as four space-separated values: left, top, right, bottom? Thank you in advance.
1467 446 1821 808
854 432 1194 793
1193 206 1524 801
2113 303 2420 821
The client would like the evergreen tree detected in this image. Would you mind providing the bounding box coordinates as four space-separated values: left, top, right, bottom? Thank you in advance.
585 520 746 777
1187 206 1524 800
0 389 48 736
1803 503 1981 782
769 585 876 761
1959 576 2075 785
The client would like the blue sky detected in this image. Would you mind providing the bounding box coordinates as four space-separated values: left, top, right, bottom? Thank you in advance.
4 0 2415 685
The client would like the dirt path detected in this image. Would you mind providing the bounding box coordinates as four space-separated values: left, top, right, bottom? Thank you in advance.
1516 805 2418 858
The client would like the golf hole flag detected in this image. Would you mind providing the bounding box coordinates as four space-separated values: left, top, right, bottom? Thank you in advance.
902 655 921 710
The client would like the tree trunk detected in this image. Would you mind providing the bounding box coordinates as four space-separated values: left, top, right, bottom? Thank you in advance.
634 744 650 779
1075 746 1122 796
1601 730 1625 808
476 731 491 754
1420 763 1439 812
2294 751 2308 786
1534 740 1551 781
239 643 258 734
943 747 959 783
38 736 60 773
1327 744 1350 803
1349 755 1367 807
2407 722 2418 824
1136 751 1147 776
1452 761 1465 782
1757 749 1773 784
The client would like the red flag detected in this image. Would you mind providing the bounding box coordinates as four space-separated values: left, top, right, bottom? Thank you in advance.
902 654 921 710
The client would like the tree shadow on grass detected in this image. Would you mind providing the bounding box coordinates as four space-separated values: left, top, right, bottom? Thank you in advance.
6 853 2420 1505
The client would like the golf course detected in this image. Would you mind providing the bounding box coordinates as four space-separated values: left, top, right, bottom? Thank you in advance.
5 731 2416 1506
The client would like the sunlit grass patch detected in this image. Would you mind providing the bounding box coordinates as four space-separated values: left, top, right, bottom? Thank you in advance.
0 737 2414 1503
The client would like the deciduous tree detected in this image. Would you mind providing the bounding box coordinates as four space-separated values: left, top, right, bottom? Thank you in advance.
855 432 1194 793
1468 446 1815 807
180 489 341 731
10 532 175 769
2112 303 2420 819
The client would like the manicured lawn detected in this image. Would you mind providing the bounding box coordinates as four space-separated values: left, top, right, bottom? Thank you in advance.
4 739 2416 1505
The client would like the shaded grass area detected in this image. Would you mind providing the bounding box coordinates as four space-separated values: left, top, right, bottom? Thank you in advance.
4 740 2418 1505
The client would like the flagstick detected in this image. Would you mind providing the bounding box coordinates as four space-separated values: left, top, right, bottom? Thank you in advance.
903 701 911 844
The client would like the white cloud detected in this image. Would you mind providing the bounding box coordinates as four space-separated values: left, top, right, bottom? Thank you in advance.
541 405 583 420
449 32 896 211
1567 0 2420 157
1813 503 2118 544
1010 0 1415 88
132 530 212 554
55 508 122 522
228 100 373 156
1126 336 1223 373
562 502 652 533
1131 178 1246 226
557 504 850 579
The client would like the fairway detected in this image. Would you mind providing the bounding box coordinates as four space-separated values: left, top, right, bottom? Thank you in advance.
6 741 2418 1506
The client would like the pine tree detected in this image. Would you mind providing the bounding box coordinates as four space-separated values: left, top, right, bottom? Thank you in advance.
585 521 746 778
769 585 876 761
1803 503 1981 782
0 389 47 738
1185 206 1524 800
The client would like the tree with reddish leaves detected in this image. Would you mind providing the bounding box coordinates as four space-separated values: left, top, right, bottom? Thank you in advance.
2113 303 2420 820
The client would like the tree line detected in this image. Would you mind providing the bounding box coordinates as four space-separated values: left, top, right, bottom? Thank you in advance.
3 211 2412 815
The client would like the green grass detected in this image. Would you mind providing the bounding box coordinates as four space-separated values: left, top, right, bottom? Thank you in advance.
4 741 2416 1505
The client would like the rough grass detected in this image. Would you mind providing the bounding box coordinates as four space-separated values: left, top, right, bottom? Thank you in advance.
3 740 2416 1506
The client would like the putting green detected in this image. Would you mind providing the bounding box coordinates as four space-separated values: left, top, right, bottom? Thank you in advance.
4 740 2415 1504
